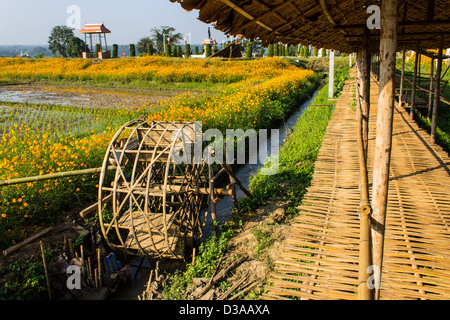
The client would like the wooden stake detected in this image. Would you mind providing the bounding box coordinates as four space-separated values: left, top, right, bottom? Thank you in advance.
94 268 99 288
371 0 398 300
68 238 75 260
40 241 52 300
80 245 85 280
97 248 103 287
431 36 444 145
87 257 93 287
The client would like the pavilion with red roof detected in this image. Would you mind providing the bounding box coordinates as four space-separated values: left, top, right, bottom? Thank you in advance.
79 23 111 59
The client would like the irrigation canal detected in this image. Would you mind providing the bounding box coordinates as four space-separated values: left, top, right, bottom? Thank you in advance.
110 86 322 300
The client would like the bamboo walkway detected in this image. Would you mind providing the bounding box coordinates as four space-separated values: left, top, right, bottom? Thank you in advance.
263 70 450 300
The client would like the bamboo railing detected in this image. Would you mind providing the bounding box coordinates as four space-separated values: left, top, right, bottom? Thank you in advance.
0 166 116 187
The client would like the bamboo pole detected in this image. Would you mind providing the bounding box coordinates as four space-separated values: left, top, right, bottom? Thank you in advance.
0 166 116 187
356 74 374 300
410 41 420 120
360 28 371 157
428 58 435 118
431 36 444 145
2 226 54 256
329 50 335 98
371 0 398 300
399 46 406 106
220 163 251 197
40 241 52 300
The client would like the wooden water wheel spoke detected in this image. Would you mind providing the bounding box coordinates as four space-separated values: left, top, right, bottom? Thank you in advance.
98 120 248 259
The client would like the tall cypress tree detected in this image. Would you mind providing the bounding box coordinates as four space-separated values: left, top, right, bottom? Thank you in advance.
165 44 172 57
205 44 212 57
246 42 253 59
112 44 119 58
185 44 191 58
129 44 136 57
147 43 154 55
268 44 274 57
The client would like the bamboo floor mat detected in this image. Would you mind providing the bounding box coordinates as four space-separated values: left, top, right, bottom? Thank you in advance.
263 72 450 300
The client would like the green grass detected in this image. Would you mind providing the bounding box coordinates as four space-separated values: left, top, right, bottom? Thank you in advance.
242 82 338 215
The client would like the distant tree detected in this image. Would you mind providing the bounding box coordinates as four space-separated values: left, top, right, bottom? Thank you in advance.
150 26 183 54
301 46 307 58
173 45 178 57
137 37 154 55
259 48 264 58
246 42 253 59
205 44 212 57
147 43 154 55
66 36 85 58
48 25 74 58
112 44 119 58
185 44 191 58
274 44 279 56
129 44 136 57
165 44 172 57
194 46 199 55
305 46 310 57
288 45 297 57
29 47 50 57
268 44 274 57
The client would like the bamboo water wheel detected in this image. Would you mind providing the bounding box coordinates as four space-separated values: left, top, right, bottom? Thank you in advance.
97 120 246 259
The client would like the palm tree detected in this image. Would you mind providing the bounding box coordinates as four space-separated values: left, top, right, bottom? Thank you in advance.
150 26 183 54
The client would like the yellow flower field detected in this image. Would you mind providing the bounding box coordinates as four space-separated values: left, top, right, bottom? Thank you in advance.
0 56 319 245
0 56 300 84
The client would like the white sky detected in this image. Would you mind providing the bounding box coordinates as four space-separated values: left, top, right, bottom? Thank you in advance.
0 0 230 45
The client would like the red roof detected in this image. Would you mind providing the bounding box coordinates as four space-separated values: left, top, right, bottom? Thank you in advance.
79 24 111 34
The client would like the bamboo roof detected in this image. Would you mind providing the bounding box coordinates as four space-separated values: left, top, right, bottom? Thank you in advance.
169 0 450 53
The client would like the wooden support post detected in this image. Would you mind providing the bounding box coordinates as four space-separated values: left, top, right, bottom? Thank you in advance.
208 163 217 234
399 46 406 106
418 51 422 88
428 58 435 119
431 36 444 145
371 0 398 300
329 50 335 98
360 29 371 156
410 41 420 120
